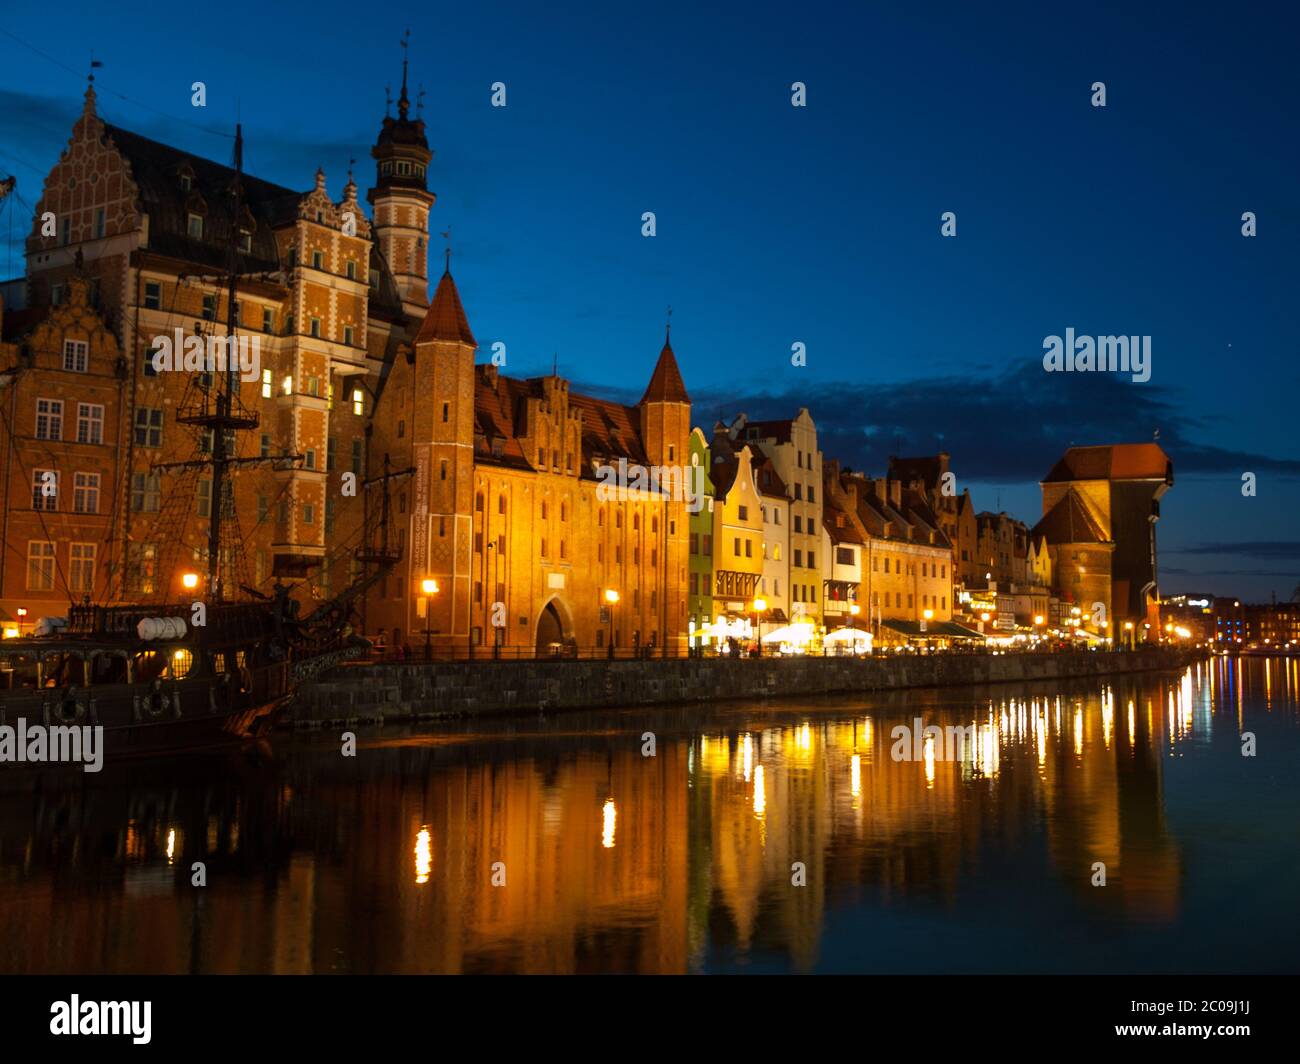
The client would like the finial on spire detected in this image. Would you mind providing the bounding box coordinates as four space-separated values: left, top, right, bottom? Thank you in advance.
417 84 426 119
398 29 411 118
666 304 672 340
440 226 451 273
88 53 103 84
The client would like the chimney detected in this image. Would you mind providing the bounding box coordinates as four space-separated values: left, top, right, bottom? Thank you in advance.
483 362 499 389
873 476 888 502
889 479 903 509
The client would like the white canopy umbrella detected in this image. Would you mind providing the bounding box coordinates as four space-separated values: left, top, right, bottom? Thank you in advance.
824 626 872 647
761 623 816 645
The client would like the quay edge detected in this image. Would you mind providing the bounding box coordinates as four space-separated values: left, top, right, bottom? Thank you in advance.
285 648 1207 729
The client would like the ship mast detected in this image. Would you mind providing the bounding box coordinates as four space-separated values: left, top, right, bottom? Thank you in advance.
207 124 244 602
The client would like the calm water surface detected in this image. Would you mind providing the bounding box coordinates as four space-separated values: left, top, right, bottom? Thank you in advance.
1 656 1297 974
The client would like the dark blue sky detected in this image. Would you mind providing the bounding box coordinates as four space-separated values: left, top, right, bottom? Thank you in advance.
1 0 1296 600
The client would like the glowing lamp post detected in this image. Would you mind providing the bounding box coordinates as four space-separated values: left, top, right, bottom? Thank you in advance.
182 572 199 591
605 589 620 658
1124 620 1134 651
421 578 439 661
752 597 767 657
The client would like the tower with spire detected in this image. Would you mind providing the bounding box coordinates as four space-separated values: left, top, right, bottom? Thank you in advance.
639 317 692 654
368 31 436 320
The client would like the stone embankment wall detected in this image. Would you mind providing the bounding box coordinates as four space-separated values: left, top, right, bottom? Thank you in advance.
286 649 1202 727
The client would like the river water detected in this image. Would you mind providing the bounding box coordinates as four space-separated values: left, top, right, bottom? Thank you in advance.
1 656 1296 974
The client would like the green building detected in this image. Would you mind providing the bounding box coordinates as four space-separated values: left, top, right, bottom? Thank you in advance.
687 427 715 650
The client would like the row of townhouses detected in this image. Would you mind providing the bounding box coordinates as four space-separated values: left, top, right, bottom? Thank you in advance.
0 76 1173 655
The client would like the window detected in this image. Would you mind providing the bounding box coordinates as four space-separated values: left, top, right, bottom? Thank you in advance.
703 534 711 556
144 282 161 309
794 515 802 533
134 407 163 447
794 483 802 500
187 213 204 239
346 260 356 279
257 495 268 523
351 439 363 474
73 472 100 513
808 486 816 503
51 283 65 305
690 572 698 595
744 540 752 558
197 478 212 517
794 548 803 567
325 499 336 534
734 537 741 555
63 339 89 372
131 472 161 512
202 294 216 321
397 419 405 438
737 505 748 521
498 494 506 515
128 543 157 595
442 402 449 423
305 448 316 470
35 399 63 440
689 532 699 554
260 434 272 458
261 369 272 398
327 438 337 471
312 250 324 270
352 389 364 416
27 542 56 590
69 543 97 592
32 470 57 511
309 317 321 338
239 231 252 254
836 547 854 566
179 174 192 191
94 209 105 239
76 403 104 444
302 503 314 525
343 325 354 346
262 307 274 333
61 217 70 245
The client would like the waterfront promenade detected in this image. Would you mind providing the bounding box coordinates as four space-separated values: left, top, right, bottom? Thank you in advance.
287 647 1203 727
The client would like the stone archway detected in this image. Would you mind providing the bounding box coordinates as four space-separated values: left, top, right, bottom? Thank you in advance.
535 597 573 657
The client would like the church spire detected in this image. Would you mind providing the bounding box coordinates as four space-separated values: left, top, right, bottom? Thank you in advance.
640 323 690 405
398 29 411 118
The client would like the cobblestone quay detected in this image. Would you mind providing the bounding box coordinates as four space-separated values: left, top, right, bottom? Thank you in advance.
286 648 1204 727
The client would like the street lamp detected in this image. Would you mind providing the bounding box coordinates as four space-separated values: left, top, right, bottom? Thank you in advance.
752 597 767 657
182 572 199 591
605 589 619 658
421 578 439 661
1124 619 1134 651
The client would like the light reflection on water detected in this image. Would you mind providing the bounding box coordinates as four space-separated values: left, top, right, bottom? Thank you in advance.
1 657 1298 974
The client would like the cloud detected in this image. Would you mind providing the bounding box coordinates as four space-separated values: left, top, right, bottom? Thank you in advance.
690 362 1300 481
1166 542 1300 560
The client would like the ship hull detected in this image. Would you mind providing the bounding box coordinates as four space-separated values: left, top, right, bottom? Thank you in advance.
0 663 290 761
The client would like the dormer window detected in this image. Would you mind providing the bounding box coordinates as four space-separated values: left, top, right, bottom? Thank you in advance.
238 231 252 254
381 161 393 176
187 213 203 239
180 174 192 192
396 160 411 176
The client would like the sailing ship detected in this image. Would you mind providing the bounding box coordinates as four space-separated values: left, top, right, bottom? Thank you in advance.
0 126 404 759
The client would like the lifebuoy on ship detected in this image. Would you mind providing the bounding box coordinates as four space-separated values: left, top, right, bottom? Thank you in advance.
43 687 86 726
134 680 180 721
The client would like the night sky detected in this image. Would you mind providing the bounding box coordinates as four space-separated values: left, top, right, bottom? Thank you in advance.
1 1 1296 601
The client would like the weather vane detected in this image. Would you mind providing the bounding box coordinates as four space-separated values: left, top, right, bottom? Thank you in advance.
440 226 452 271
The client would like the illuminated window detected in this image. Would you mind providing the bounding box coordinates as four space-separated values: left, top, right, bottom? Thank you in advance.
262 369 272 398
352 389 364 415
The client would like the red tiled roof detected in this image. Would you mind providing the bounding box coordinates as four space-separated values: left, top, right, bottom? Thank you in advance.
473 366 650 475
639 338 689 404
1031 489 1110 545
1043 443 1171 483
415 270 476 346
